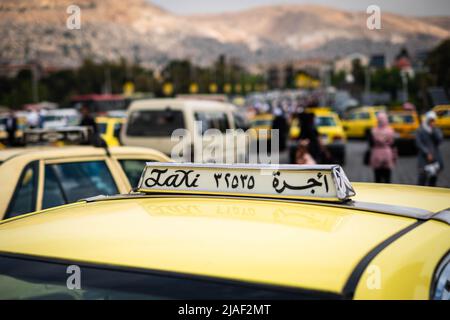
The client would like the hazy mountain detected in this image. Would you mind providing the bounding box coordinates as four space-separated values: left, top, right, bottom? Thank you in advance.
0 0 448 70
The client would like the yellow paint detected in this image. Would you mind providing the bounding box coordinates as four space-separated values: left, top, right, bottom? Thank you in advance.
342 106 386 139
289 108 347 144
0 197 418 294
250 113 274 140
95 117 125 147
354 220 450 299
433 105 450 137
388 111 420 140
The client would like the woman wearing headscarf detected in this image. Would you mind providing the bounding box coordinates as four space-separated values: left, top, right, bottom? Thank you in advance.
415 111 444 187
369 112 397 183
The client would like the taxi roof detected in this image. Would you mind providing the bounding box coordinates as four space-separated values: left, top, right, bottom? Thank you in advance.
0 182 448 295
128 98 236 112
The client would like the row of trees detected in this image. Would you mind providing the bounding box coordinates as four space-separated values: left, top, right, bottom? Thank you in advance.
0 56 265 109
331 39 450 109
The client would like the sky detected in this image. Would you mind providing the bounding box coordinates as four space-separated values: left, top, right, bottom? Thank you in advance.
150 0 450 16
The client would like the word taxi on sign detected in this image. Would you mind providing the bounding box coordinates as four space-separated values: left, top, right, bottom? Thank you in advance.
137 163 356 202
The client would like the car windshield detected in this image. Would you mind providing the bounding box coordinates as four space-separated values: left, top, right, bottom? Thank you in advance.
126 110 185 137
389 114 415 124
97 123 107 134
0 255 334 300
316 116 336 127
436 109 450 118
252 119 272 127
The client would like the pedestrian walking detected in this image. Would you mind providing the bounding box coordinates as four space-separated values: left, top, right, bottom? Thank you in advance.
5 111 18 147
369 112 397 183
79 105 104 146
416 111 444 187
298 112 322 163
272 107 288 151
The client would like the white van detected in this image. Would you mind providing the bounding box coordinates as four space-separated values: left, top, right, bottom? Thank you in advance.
121 99 250 163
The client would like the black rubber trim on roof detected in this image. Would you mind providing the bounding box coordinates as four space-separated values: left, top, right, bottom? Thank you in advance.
0 252 343 300
342 220 425 299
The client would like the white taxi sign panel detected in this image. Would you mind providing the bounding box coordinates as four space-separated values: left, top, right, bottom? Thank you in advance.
23 127 90 145
138 163 356 202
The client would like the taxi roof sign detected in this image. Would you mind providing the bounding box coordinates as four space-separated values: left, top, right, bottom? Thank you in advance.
23 127 91 145
137 163 356 202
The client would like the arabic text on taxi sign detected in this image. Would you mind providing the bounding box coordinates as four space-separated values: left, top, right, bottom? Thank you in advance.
138 163 355 201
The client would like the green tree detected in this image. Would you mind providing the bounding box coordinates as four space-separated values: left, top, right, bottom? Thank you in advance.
427 38 450 90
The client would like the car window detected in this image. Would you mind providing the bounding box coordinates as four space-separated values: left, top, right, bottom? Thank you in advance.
46 161 118 203
97 123 107 134
113 123 122 139
6 162 38 219
195 112 230 134
436 110 450 118
252 119 273 127
42 166 66 210
126 110 185 137
0 255 333 300
316 116 336 127
119 160 153 188
358 112 370 120
389 114 415 124
233 113 249 130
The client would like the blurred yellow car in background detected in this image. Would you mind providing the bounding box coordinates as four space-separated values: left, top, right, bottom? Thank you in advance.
433 105 450 137
342 106 386 139
388 110 420 155
250 113 274 141
96 117 125 147
0 128 170 220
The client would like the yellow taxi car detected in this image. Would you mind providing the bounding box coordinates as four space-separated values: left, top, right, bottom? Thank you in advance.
433 105 450 137
95 117 125 147
342 106 386 139
0 128 170 220
289 108 347 165
388 110 420 155
0 163 448 300
250 113 274 141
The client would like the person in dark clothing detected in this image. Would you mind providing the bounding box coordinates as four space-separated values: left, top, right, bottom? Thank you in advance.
79 105 98 134
298 112 322 163
416 111 444 187
5 111 18 147
272 108 288 151
79 105 105 147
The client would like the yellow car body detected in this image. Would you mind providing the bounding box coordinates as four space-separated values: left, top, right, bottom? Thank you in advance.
0 179 448 300
433 105 450 137
290 108 346 144
289 108 347 164
250 113 274 140
342 106 386 139
95 117 125 147
388 111 420 140
0 146 170 220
